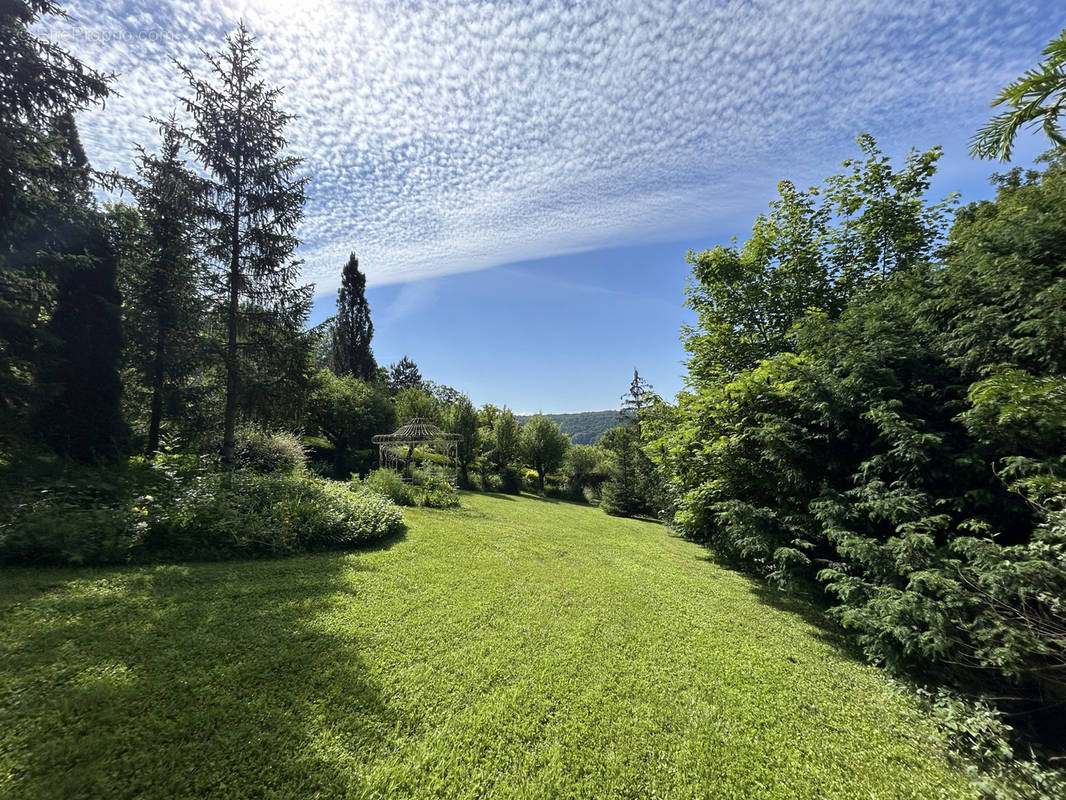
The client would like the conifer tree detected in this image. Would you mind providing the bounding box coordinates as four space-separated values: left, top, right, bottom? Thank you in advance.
388 356 422 393
332 253 376 379
126 118 206 454
32 114 126 461
0 0 112 428
174 23 310 464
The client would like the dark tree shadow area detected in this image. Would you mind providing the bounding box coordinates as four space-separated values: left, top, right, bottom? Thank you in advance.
0 551 414 800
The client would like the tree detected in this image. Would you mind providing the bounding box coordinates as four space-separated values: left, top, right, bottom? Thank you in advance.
0 0 113 430
34 211 128 462
306 368 393 476
562 444 606 500
175 23 310 465
441 395 479 481
971 29 1066 161
493 407 520 470
520 414 569 493
0 0 112 236
620 369 657 424
331 253 376 379
684 135 952 383
125 118 206 454
26 113 127 462
394 386 435 424
387 356 422 393
479 403 501 431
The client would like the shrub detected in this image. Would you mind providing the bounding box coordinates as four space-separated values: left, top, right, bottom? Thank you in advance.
0 499 142 565
360 468 415 506
0 457 155 565
499 467 522 495
146 469 403 559
419 475 460 509
232 424 307 473
481 471 503 492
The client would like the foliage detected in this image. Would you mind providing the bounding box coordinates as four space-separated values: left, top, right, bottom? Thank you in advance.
144 468 403 560
520 413 569 493
599 425 656 517
122 118 207 454
331 253 376 379
0 492 978 799
915 687 1066 800
418 474 460 509
683 134 953 383
305 368 393 476
32 207 128 463
231 423 307 474
491 407 521 470
515 410 617 445
387 355 422 393
0 462 145 564
443 394 479 478
0 2 112 431
562 444 607 500
971 28 1066 161
393 386 436 424
657 154 1066 758
360 468 415 507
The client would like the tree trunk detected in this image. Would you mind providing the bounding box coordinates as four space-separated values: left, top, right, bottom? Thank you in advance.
221 83 244 467
221 181 241 466
146 327 165 455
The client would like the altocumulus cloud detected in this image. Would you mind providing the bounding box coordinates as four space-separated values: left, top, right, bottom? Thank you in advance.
41 0 1053 292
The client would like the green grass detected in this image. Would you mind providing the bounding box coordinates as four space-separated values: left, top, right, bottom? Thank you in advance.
0 492 974 799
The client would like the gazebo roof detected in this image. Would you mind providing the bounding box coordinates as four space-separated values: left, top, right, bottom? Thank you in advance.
372 417 462 444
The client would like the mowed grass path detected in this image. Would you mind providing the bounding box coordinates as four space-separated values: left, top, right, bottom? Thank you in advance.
0 493 973 799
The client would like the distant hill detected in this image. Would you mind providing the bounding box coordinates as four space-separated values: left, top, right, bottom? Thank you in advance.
516 410 621 445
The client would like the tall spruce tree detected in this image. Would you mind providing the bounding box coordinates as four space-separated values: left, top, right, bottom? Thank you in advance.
126 118 206 454
331 253 376 379
620 369 656 426
174 23 310 464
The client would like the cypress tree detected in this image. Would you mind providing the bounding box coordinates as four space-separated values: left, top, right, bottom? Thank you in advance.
32 114 127 461
174 22 310 464
331 253 376 379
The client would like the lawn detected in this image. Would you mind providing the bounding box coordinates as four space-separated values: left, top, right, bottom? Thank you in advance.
0 492 975 799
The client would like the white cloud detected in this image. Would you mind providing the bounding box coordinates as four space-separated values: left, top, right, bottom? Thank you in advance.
41 0 1051 293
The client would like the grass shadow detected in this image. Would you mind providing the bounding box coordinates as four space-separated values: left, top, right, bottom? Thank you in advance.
0 553 413 799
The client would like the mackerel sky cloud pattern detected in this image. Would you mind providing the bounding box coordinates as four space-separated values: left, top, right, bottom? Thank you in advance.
43 0 1055 293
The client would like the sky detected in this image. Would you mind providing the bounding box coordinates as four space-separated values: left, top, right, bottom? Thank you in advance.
42 0 1064 412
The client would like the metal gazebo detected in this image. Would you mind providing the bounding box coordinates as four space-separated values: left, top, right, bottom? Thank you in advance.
371 418 463 487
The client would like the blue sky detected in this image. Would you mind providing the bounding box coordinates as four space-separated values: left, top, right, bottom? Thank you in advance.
44 0 1064 412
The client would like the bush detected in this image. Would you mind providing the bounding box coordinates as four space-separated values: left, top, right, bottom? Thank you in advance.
499 467 522 495
480 471 503 492
360 468 415 506
0 457 155 565
419 475 460 509
146 468 403 559
0 500 142 565
233 424 307 473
